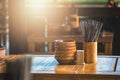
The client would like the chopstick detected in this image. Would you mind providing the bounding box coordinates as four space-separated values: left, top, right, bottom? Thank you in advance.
80 19 103 42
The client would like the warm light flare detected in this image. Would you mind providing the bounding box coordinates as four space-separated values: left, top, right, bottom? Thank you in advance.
26 0 54 8
25 0 59 15
27 0 53 4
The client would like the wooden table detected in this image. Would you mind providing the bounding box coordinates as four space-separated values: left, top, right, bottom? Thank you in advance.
0 55 120 80
31 55 120 80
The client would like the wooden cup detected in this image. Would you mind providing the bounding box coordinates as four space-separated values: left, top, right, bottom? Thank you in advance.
84 42 97 64
54 40 76 64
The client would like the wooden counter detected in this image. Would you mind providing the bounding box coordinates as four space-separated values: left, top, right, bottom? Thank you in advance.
0 55 120 80
31 55 120 80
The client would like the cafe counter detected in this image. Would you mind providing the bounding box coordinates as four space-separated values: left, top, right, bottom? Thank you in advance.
0 55 120 80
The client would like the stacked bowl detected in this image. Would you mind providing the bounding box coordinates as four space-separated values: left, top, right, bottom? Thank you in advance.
54 40 77 64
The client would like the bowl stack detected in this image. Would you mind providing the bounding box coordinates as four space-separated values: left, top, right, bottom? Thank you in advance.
55 40 76 64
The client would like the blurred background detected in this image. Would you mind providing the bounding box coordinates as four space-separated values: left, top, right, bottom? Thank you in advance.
1 0 120 55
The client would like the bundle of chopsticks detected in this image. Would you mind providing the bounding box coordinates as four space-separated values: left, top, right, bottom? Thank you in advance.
4 55 32 80
80 19 103 42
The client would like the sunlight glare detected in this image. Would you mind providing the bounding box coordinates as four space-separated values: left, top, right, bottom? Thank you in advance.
26 0 54 8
